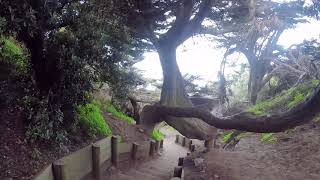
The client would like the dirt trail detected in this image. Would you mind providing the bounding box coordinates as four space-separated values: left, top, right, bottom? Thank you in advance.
202 122 320 180
108 136 188 180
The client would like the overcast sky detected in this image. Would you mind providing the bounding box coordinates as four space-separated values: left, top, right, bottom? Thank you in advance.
134 18 320 85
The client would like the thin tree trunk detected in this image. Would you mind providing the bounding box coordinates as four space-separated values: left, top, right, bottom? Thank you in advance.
248 62 265 104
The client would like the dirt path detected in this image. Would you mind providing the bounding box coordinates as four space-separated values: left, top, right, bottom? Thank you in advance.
202 122 320 180
108 136 188 180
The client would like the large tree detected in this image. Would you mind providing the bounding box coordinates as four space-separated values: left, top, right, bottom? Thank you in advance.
0 0 144 141
213 0 305 104
111 0 320 140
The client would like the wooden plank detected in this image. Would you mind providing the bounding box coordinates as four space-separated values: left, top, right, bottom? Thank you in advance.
33 164 54 180
118 142 132 154
59 145 93 180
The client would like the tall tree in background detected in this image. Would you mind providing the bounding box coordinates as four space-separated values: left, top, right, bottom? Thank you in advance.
214 0 305 104
114 0 320 140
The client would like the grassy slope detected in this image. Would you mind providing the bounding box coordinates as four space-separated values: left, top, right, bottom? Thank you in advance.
224 80 320 144
105 101 164 140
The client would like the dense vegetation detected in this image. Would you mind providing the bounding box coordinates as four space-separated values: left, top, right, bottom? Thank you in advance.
0 0 319 146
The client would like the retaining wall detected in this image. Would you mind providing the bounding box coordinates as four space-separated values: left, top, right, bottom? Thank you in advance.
33 136 163 180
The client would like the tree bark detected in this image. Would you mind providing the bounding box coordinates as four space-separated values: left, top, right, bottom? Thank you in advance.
141 44 217 140
248 60 267 104
145 84 320 133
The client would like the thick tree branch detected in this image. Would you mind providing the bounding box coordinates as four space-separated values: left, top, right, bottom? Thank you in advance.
147 85 320 133
160 0 213 47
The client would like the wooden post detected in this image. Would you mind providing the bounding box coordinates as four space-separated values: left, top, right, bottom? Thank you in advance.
175 135 179 143
92 144 101 180
173 166 183 178
160 139 164 148
149 140 155 156
155 140 160 153
111 136 119 166
204 139 212 150
53 160 67 180
189 140 193 150
182 137 186 147
190 145 195 152
132 143 139 160
178 157 184 166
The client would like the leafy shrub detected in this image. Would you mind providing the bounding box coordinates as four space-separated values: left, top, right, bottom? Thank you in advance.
0 37 27 74
25 96 68 144
105 102 135 124
151 129 164 141
76 102 111 137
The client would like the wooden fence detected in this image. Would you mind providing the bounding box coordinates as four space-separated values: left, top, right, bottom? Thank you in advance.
33 136 163 180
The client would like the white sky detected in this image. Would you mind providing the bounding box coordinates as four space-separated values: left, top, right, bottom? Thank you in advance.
134 18 320 85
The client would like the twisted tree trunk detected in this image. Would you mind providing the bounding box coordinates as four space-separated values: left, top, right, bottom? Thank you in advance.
141 44 217 140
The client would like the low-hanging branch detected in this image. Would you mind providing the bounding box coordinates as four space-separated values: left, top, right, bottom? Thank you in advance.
147 85 320 133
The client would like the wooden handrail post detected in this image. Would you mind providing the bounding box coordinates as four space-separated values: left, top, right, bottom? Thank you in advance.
149 140 156 156
132 143 139 160
92 144 101 180
182 137 186 147
175 135 179 143
111 136 119 166
189 140 193 150
178 157 184 166
160 139 164 148
53 160 67 180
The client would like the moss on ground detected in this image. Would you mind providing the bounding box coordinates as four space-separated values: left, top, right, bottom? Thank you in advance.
246 80 320 115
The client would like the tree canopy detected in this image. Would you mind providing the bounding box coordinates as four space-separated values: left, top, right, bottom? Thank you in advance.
1 0 320 142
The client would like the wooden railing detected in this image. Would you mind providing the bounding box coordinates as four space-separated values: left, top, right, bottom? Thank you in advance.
33 136 163 180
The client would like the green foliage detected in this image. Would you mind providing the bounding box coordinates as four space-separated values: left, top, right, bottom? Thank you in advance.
222 131 234 143
222 131 250 143
151 129 164 141
287 92 305 109
0 37 27 75
25 96 68 144
76 101 111 137
246 80 320 115
260 133 277 143
105 102 135 124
